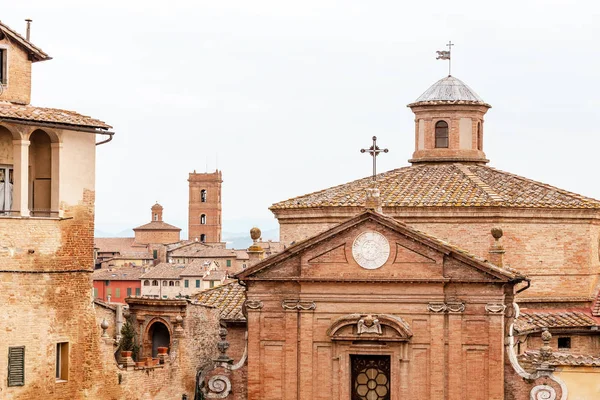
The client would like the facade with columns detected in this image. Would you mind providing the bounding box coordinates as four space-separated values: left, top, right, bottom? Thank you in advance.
259 74 600 399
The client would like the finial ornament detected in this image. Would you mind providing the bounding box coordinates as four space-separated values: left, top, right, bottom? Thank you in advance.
360 136 388 182
436 41 454 76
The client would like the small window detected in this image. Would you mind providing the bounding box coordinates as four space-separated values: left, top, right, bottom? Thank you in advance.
210 281 215 288
196 280 200 288
169 281 174 286
115 288 121 298
477 122 482 151
200 214 207 224
242 264 247 269
0 48 6 85
152 280 158 286
127 287 132 297
56 342 69 381
8 346 25 387
93 288 98 298
558 337 571 349
135 288 140 296
175 281 180 286
153 213 158 221
107 288 112 297
184 280 189 288
226 260 231 267
105 280 110 286
201 189 207 202
153 250 158 259
162 281 168 286
144 280 150 286
200 234 206 243
435 121 449 148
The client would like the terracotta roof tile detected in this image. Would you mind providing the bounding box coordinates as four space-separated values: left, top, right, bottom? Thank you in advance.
514 310 599 333
0 103 111 129
140 263 186 279
270 164 600 210
519 350 600 367
95 237 151 259
133 221 181 231
194 281 246 321
170 243 237 258
92 266 145 281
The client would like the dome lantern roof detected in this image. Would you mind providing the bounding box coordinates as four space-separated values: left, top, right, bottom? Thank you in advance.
410 75 489 106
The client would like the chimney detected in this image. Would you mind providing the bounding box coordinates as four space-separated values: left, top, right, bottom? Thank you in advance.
25 19 32 41
489 227 505 267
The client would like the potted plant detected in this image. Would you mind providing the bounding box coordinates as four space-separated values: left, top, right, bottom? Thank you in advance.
118 318 139 362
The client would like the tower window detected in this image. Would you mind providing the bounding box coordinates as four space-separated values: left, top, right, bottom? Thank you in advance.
201 189 207 202
477 122 482 151
200 234 206 243
200 214 206 224
154 213 158 221
0 48 6 85
435 121 449 148
558 337 571 349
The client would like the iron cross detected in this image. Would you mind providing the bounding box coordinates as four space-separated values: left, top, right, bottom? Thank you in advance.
360 136 388 181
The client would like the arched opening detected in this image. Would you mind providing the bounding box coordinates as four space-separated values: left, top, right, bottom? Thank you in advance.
153 213 158 221
29 130 53 216
477 122 482 151
162 281 168 286
152 280 158 286
200 234 206 243
143 280 150 286
0 126 14 214
147 321 170 358
201 189 207 202
200 214 206 224
435 121 449 148
169 281 174 286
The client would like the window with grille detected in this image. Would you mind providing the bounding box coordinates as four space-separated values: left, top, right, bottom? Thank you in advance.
8 346 25 386
351 355 390 400
435 121 449 148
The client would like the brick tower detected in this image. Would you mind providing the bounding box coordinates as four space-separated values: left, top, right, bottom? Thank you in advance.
188 170 222 243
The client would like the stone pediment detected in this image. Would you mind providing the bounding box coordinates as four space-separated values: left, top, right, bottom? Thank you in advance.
237 211 524 283
327 314 413 342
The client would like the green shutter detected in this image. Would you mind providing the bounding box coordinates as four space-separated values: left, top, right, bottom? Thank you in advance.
93 288 98 298
226 260 231 267
153 250 158 259
185 280 189 288
127 288 132 297
115 288 121 298
135 288 140 296
196 280 200 288
8 346 25 386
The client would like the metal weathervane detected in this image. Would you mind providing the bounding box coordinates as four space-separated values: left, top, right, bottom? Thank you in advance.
436 40 454 76
360 136 388 182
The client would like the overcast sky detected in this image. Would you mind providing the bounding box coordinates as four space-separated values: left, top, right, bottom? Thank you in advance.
3 1 600 238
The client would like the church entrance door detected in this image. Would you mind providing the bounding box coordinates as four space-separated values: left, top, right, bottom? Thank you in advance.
351 354 391 400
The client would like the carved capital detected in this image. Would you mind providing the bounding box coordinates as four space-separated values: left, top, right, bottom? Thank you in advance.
485 303 506 314
282 299 316 311
427 302 447 313
446 302 465 313
244 300 263 310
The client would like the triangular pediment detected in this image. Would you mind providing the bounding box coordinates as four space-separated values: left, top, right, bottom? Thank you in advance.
237 211 524 283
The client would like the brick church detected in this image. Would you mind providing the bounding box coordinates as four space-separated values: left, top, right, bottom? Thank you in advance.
234 75 600 399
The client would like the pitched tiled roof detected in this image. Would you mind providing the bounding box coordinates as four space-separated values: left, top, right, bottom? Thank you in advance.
0 103 111 129
133 221 181 231
514 310 599 333
95 237 151 259
92 266 145 281
194 281 246 322
270 164 600 210
203 270 227 281
519 351 600 367
170 244 237 258
0 21 51 62
140 263 186 279
592 290 600 317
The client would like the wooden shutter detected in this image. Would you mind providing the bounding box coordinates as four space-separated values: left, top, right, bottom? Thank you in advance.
8 346 25 386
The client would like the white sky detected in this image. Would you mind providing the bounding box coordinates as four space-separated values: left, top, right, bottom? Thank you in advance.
3 1 600 236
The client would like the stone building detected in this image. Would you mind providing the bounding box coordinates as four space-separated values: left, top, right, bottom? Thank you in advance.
0 20 115 398
133 203 181 246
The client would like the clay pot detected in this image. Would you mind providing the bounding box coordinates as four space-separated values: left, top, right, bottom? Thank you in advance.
121 350 132 358
135 361 145 368
157 347 168 355
145 357 153 366
153 358 159 366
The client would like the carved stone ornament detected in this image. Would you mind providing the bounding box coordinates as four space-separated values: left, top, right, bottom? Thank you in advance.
530 385 557 400
244 300 263 310
357 315 383 335
205 375 232 399
446 302 465 313
352 231 390 270
485 303 507 314
282 299 316 311
427 303 447 313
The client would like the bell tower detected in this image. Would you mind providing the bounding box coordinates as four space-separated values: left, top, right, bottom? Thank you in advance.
188 170 222 243
408 75 491 164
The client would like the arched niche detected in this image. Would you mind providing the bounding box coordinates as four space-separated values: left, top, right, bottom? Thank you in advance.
143 317 173 358
327 314 413 342
28 129 54 215
0 125 14 213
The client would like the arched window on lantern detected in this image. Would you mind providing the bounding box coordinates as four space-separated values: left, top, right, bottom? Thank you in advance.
477 122 482 151
200 214 206 224
435 121 449 148
201 189 207 202
200 234 206 243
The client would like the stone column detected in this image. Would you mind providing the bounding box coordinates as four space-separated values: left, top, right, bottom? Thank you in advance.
50 142 62 217
12 140 29 216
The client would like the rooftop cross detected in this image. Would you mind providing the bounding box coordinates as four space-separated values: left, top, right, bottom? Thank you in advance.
360 136 388 182
436 40 454 76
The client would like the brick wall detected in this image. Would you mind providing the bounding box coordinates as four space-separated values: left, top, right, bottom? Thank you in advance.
0 37 32 105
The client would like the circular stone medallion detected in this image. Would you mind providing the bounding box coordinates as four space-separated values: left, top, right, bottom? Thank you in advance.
352 231 390 270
